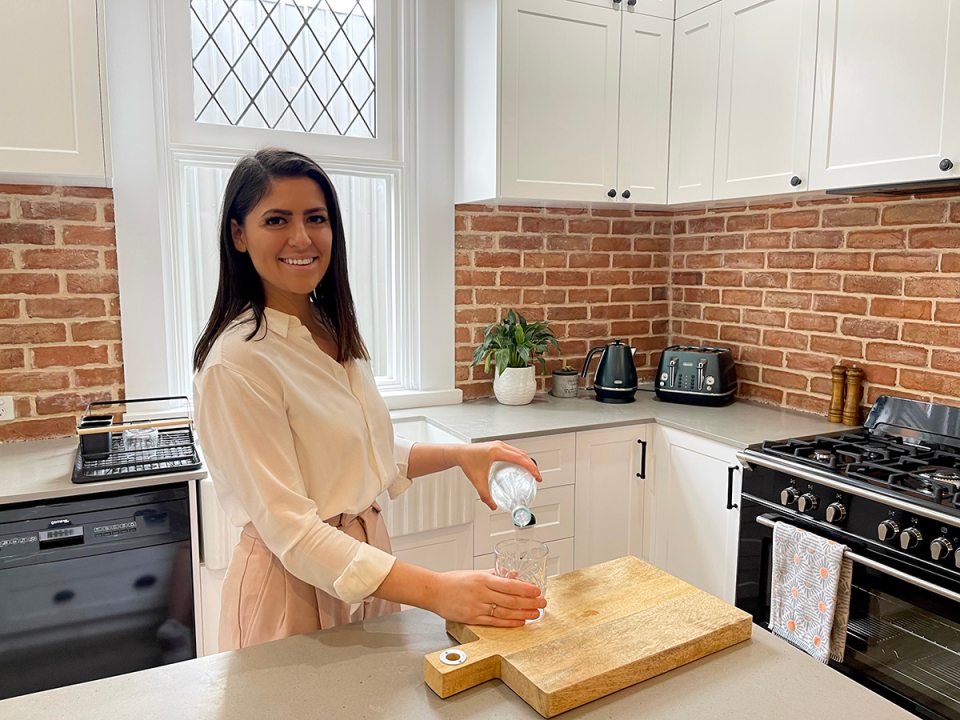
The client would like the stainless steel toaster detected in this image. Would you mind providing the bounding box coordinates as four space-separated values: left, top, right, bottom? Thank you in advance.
655 345 737 406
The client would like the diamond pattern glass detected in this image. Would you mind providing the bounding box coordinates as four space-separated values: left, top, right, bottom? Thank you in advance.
191 0 376 137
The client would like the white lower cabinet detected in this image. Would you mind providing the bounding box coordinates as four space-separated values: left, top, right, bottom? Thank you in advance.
474 537 574 578
649 426 742 604
391 523 474 574
198 564 226 656
573 425 649 569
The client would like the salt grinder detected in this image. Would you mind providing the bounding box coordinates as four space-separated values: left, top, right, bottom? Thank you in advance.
828 364 846 423
842 365 864 426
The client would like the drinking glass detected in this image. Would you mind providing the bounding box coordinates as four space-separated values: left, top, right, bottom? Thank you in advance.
494 538 549 620
122 426 159 457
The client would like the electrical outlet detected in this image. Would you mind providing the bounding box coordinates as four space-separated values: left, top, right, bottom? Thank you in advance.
0 396 14 421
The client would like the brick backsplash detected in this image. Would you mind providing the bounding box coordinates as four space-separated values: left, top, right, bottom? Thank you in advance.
0 184 123 442
456 194 960 419
455 203 672 399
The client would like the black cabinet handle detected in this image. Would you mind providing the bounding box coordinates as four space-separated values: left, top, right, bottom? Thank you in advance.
622 189 631 199
613 0 621 4
607 188 617 198
941 158 954 172
727 465 740 510
790 176 802 187
627 0 637 5
637 438 647 479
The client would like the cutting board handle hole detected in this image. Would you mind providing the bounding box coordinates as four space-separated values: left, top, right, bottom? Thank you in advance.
440 649 467 665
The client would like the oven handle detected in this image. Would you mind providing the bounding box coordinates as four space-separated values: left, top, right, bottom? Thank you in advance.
756 513 960 605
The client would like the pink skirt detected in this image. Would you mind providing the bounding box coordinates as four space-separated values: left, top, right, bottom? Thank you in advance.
219 501 401 650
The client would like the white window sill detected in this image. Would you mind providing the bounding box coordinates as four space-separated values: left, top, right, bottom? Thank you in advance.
380 388 463 411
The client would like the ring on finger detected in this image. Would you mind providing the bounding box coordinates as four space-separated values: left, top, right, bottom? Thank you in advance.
490 602 497 617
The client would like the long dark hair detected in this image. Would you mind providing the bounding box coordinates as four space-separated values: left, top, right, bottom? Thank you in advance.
193 148 369 371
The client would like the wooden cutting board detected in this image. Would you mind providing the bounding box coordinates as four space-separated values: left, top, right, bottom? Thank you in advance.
424 556 752 717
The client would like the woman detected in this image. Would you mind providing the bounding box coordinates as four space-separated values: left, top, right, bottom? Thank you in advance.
193 148 546 651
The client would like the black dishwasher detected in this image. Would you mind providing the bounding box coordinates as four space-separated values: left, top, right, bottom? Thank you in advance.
0 484 195 699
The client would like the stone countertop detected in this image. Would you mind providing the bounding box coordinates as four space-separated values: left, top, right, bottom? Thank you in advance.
0 435 207 506
0 609 913 720
391 387 845 447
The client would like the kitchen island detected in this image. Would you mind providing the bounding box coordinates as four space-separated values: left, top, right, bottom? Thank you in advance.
0 609 913 720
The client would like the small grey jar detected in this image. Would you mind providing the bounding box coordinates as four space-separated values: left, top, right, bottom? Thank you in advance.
551 368 580 398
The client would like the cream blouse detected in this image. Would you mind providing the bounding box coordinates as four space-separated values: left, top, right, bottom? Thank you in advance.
193 307 414 605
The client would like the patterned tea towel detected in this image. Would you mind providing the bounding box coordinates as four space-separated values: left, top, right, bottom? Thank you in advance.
770 521 853 663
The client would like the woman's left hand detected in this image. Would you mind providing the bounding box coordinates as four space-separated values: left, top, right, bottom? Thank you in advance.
453 441 543 510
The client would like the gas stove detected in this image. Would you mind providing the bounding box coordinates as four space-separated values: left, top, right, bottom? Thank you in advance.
736 396 960 720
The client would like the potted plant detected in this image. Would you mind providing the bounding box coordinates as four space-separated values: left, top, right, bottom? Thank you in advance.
472 310 561 405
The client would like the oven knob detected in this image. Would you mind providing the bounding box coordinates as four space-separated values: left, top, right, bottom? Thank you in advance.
931 538 954 562
825 503 846 524
878 520 900 542
797 493 819 513
780 487 799 506
900 527 922 550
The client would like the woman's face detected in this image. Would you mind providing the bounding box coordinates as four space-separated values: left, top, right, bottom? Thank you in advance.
231 176 334 306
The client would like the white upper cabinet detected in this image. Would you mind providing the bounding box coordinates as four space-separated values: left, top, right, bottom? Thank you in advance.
0 0 109 186
712 0 819 200
617 13 674 203
571 0 675 20
499 0 622 202
667 2 722 204
675 0 719 18
809 0 960 190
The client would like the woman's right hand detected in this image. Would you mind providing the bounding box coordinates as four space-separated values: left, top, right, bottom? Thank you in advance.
429 570 546 628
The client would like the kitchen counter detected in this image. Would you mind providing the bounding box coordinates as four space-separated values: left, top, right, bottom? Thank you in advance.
391 387 844 447
0 609 913 720
0 436 207 506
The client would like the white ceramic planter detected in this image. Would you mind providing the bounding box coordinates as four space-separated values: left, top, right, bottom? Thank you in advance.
494 366 537 405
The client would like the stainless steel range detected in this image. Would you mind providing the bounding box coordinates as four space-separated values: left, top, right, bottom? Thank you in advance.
736 396 960 720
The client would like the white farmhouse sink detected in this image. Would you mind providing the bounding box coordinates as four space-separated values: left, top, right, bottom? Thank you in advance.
378 419 475 537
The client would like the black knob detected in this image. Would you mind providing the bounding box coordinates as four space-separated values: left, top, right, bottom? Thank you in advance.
941 158 954 172
931 537 953 562
780 487 799 506
900 527 922 550
628 0 637 5
621 189 631 199
607 188 617 198
797 493 819 513
825 503 846 524
790 176 802 187
878 520 900 542
613 0 621 4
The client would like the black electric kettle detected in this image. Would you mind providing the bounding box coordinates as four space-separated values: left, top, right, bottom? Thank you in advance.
580 339 639 403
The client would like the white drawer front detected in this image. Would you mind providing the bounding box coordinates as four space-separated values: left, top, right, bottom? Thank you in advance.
505 433 576 490
473 484 575 556
474 536 574 579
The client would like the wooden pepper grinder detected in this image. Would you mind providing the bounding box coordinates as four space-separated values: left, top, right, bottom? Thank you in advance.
842 365 864 426
828 364 846 423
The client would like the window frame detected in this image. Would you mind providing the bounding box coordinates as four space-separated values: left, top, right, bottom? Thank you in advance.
106 0 459 409
163 0 398 160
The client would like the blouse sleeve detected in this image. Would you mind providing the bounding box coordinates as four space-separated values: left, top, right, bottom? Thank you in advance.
194 363 396 604
387 435 415 499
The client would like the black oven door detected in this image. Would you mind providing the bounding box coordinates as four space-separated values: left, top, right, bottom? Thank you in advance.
738 497 960 720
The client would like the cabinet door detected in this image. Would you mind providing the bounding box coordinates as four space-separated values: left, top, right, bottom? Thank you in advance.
650 427 741 603
0 0 107 182
616 13 674 203
500 0 622 202
667 3 722 204
574 425 648 569
712 0 819 199
809 0 960 190
675 0 719 19
627 0 676 20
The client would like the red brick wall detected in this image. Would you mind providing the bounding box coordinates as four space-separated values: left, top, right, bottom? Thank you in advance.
0 184 124 442
669 194 960 418
455 204 672 399
457 194 960 419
